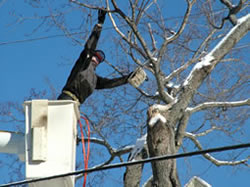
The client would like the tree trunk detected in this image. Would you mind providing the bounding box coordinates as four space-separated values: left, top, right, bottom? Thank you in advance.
123 147 148 187
147 108 180 187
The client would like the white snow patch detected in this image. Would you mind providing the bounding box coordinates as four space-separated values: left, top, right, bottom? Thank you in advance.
183 54 214 86
166 81 174 87
151 104 171 111
184 176 211 187
195 54 214 69
238 13 250 24
148 113 166 127
166 34 175 40
166 81 180 90
152 57 158 62
129 134 147 161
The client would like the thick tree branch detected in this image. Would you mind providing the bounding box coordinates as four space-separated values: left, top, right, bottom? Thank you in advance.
175 113 190 149
173 14 250 116
187 99 250 114
185 132 249 166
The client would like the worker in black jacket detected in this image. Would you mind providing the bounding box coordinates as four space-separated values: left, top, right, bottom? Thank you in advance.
58 10 131 104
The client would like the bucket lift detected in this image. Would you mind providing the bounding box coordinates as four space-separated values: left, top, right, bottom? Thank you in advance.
0 100 79 187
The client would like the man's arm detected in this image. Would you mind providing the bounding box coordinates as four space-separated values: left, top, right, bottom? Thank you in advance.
96 74 130 89
79 10 106 69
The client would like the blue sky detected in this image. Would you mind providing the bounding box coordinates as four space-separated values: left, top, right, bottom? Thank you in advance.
0 1 249 186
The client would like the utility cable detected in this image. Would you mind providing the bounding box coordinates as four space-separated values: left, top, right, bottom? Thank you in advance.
0 8 228 46
0 143 249 187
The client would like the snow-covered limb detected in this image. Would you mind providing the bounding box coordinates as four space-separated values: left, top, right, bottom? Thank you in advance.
129 134 147 161
183 54 215 86
164 29 216 85
186 99 250 114
185 132 249 166
182 13 250 88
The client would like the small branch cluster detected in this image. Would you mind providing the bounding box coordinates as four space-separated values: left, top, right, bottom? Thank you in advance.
209 0 245 29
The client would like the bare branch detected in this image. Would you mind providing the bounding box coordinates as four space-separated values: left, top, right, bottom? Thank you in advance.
110 0 154 60
209 0 246 28
155 0 197 104
164 58 198 84
48 4 82 46
158 0 197 59
187 99 250 114
75 137 134 181
194 126 220 137
147 23 157 51
185 132 249 166
106 1 128 42
69 0 109 11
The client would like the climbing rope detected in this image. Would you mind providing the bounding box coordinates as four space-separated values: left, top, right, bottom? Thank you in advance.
78 115 90 187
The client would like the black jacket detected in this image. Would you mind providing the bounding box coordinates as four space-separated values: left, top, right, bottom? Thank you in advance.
58 24 129 104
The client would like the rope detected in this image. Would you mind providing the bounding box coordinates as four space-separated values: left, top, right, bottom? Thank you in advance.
78 115 91 187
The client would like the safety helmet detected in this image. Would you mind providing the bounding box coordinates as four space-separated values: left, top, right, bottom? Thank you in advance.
94 50 105 63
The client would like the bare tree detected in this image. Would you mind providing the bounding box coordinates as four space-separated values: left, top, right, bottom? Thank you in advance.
1 0 249 186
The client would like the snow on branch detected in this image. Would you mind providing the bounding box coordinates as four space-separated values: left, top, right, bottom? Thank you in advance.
183 54 215 86
186 99 250 114
128 134 147 161
185 132 249 166
183 14 250 88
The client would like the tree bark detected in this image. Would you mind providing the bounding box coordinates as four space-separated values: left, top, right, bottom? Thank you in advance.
123 147 148 187
147 108 180 187
145 14 249 187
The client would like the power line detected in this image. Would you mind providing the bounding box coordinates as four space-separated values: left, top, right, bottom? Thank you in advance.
0 7 227 46
1 143 249 187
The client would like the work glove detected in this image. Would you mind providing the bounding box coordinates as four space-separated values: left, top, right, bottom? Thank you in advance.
98 9 106 24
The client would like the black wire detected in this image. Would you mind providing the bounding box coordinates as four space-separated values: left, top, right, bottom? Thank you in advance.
0 7 228 46
1 143 249 187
